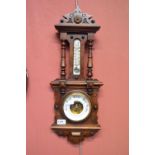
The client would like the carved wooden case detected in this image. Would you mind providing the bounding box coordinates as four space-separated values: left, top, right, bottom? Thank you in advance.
51 5 103 144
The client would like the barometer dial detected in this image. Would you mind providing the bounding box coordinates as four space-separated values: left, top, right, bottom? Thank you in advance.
63 91 91 122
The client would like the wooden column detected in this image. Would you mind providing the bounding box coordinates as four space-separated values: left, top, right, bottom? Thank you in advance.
87 40 93 79
60 40 66 79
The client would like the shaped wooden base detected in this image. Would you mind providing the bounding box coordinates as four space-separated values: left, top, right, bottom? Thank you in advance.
51 124 101 144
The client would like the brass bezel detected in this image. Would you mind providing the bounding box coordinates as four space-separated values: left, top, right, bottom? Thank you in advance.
62 90 92 122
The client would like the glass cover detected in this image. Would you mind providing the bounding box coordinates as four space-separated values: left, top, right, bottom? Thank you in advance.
70 101 83 114
73 39 81 75
63 92 91 122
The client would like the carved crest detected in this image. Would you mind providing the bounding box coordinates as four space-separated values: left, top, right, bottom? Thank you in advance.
59 5 96 25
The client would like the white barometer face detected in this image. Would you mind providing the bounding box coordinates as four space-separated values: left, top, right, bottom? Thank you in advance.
73 39 81 76
63 91 91 122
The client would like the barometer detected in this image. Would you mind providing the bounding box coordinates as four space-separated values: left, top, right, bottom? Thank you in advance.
50 2 103 144
63 91 91 122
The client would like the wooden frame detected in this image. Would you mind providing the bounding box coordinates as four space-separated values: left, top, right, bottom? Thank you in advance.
50 4 103 144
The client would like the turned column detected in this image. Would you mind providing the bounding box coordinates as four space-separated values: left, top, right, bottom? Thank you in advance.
60 40 66 79
87 40 93 79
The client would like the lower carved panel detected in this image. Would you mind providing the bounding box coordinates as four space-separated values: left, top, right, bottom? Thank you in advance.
51 124 101 144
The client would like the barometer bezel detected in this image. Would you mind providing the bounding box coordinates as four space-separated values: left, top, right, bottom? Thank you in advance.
62 90 92 122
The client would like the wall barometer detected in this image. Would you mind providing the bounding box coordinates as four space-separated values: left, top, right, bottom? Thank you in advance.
50 1 103 144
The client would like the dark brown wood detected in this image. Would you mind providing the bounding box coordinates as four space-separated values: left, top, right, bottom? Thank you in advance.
55 24 100 33
50 4 102 144
51 79 102 144
55 5 100 33
60 40 66 79
87 40 93 79
52 124 100 144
